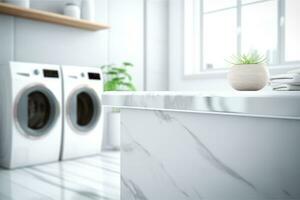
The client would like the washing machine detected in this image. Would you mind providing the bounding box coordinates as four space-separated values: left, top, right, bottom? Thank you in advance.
0 62 62 169
61 65 103 160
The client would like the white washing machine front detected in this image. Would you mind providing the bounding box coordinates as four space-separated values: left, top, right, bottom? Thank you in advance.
61 65 103 160
0 62 63 169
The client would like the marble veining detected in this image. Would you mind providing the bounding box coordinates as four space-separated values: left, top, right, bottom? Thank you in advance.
122 122 196 199
0 152 120 200
155 110 258 192
121 108 300 200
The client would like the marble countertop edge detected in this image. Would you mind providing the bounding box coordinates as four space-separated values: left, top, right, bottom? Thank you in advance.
102 91 300 119
103 105 300 120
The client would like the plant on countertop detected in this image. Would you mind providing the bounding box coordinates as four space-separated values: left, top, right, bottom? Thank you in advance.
101 62 136 91
226 50 269 91
226 50 267 65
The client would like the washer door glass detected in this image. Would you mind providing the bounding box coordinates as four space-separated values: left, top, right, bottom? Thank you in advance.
16 86 58 138
68 88 101 133
77 92 94 126
28 91 51 130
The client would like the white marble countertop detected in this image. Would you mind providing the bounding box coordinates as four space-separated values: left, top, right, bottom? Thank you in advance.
102 91 300 119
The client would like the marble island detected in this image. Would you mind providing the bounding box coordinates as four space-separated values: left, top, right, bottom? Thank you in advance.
103 91 300 200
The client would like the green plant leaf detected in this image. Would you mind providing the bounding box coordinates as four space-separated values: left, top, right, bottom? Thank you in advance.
112 67 127 73
111 77 125 82
225 50 268 65
123 62 133 67
104 81 118 91
106 71 118 75
120 82 136 91
123 72 132 81
101 62 136 91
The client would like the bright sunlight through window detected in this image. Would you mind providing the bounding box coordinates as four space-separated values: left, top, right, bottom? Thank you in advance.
184 0 300 75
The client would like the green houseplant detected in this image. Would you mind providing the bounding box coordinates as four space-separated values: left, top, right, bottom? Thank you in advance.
226 51 269 91
101 62 136 91
101 62 136 150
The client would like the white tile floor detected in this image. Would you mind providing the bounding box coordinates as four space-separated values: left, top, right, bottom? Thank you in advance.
0 151 120 200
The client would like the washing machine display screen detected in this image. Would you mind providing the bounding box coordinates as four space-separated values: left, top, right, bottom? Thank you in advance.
77 92 94 126
88 73 101 80
43 70 59 78
28 92 51 130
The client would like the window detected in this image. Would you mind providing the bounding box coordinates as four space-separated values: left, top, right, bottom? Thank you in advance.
203 4 237 70
285 0 300 62
184 0 300 75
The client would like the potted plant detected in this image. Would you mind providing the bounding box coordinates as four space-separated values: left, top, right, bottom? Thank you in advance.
226 51 269 91
101 62 136 91
101 62 136 150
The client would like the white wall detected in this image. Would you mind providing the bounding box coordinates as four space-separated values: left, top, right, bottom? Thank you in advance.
1 0 108 66
107 0 145 90
145 0 169 91
0 0 146 90
168 0 234 91
0 15 14 63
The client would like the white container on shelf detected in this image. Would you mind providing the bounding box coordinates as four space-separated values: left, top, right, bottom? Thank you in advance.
81 0 95 21
63 3 80 19
4 0 30 8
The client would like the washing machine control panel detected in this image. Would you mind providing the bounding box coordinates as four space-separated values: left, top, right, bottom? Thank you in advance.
43 69 59 78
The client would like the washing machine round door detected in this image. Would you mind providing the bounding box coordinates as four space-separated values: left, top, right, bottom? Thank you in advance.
15 85 59 138
67 87 101 133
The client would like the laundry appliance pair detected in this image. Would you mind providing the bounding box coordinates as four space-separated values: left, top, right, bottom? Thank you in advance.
0 62 103 169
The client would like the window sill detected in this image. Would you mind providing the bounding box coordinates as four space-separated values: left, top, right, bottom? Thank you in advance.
183 64 300 80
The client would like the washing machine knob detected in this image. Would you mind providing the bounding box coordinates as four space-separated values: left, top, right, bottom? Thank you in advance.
33 69 40 75
81 72 85 78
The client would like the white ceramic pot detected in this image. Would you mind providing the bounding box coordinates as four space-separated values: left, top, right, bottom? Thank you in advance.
228 64 269 91
4 0 30 8
81 0 95 21
64 3 80 19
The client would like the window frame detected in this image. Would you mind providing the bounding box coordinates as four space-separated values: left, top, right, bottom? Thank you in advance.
183 0 300 78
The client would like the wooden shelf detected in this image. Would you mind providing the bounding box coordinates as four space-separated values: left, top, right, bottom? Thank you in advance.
0 2 109 31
